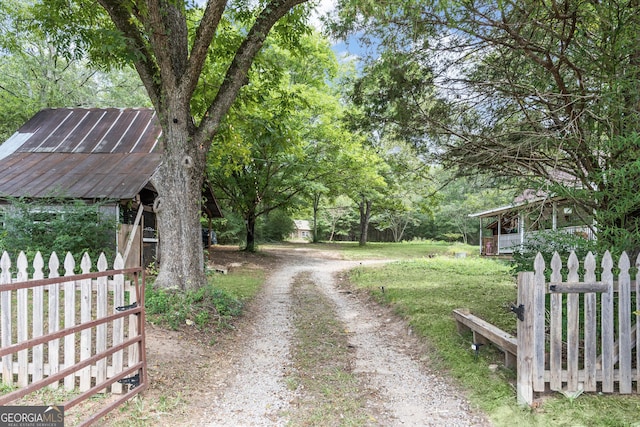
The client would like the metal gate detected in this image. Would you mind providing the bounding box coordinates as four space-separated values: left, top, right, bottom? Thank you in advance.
0 251 147 426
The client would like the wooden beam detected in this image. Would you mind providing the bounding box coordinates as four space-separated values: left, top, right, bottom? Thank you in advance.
122 203 144 264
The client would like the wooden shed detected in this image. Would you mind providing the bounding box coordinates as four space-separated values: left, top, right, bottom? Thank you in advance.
0 107 222 267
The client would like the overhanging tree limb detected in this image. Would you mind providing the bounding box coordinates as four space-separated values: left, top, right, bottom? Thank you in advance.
196 0 308 151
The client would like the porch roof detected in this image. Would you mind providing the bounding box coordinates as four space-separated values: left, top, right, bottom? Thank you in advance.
468 203 522 219
468 195 562 219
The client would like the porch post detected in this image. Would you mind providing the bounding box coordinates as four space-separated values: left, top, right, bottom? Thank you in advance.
519 212 525 249
552 202 558 231
497 214 502 254
479 217 483 254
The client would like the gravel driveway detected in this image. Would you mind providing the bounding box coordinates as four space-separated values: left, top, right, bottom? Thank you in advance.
198 249 491 426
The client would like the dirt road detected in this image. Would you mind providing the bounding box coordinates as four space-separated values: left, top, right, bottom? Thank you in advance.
188 248 491 426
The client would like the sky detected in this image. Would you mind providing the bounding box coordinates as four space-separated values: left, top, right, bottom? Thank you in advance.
310 0 371 64
310 0 335 29
190 0 367 62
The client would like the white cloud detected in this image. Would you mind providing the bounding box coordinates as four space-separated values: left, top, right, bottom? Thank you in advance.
309 0 336 32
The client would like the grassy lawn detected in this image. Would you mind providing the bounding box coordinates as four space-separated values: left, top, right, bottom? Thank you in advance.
338 242 640 427
296 240 476 260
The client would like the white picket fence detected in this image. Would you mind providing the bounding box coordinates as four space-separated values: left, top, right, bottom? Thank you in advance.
0 250 143 395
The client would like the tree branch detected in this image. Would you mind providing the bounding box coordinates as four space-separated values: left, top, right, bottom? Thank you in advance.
195 0 309 149
96 0 162 107
181 0 228 101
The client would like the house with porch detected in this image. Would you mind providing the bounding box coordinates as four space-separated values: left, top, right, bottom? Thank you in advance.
0 107 222 267
469 194 595 256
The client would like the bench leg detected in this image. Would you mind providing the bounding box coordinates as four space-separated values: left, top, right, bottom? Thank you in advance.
472 331 489 346
505 351 516 369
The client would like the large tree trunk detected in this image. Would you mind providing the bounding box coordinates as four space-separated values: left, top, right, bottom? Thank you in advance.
151 113 207 290
312 192 320 243
245 211 257 252
358 197 372 247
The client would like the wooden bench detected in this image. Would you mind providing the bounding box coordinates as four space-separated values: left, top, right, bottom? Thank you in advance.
453 308 518 369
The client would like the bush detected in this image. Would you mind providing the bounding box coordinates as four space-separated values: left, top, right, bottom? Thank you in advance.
511 230 598 277
439 232 463 242
145 283 243 330
0 197 117 263
258 210 294 242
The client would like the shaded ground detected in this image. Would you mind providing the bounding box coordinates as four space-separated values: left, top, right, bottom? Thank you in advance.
103 245 490 426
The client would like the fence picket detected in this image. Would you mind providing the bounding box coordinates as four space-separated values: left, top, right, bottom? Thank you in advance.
549 252 563 391
32 252 45 383
618 253 632 393
17 252 28 387
125 253 139 376
63 252 76 390
583 252 597 391
112 254 125 394
1 252 12 386
48 252 60 389
96 254 108 391
600 251 614 393
80 253 92 391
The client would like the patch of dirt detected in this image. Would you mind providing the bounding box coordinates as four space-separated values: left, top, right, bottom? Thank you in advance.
102 245 490 426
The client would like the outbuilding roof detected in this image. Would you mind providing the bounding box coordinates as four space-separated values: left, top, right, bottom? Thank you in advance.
0 108 162 200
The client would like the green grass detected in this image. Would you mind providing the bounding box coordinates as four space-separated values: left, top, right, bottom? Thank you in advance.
277 240 478 260
346 249 640 427
211 267 264 301
287 273 370 426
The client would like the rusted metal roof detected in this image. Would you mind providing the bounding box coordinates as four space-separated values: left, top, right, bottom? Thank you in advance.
0 108 162 200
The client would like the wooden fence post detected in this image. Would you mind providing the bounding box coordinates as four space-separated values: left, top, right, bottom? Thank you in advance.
1 252 12 386
63 252 76 391
517 271 535 406
601 251 614 393
48 252 60 389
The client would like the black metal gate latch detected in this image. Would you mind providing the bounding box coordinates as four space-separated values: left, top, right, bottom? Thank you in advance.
117 374 140 389
115 302 138 312
510 304 524 321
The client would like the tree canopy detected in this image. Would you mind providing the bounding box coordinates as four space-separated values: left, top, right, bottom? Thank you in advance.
0 0 149 140
329 0 640 255
28 0 311 289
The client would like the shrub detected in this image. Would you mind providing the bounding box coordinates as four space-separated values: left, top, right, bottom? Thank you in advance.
511 230 598 278
145 283 243 331
259 210 294 242
0 197 117 263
